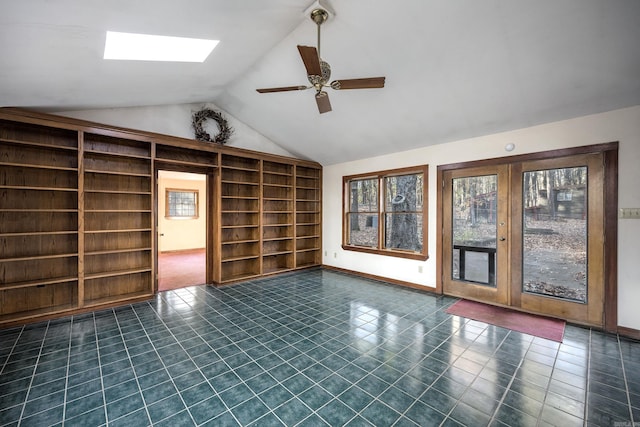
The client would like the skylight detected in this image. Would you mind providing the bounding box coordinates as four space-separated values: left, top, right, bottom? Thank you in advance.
104 31 219 62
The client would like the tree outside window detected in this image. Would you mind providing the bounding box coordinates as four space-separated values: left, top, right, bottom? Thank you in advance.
343 165 428 260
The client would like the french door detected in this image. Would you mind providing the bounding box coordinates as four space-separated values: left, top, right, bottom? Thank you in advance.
442 153 605 326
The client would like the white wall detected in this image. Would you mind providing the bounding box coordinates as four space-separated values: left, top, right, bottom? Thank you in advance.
158 173 206 252
323 106 640 330
59 102 294 157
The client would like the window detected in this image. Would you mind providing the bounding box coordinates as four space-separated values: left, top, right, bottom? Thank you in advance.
343 165 428 260
166 189 199 219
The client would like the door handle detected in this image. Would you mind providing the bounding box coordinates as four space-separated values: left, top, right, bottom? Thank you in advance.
499 237 506 241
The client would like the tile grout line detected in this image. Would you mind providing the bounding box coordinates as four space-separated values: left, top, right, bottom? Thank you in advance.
110 306 156 426
0 326 24 376
140 294 246 426
0 326 26 421
91 312 109 427
169 287 315 426
16 321 50 427
183 284 368 426
60 317 74 426
583 328 592 425
435 320 526 427
617 334 635 424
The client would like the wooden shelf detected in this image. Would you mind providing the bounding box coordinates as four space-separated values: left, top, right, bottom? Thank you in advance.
222 255 260 262
263 236 293 242
0 185 77 192
0 162 77 171
296 247 320 253
220 272 261 283
85 189 152 195
221 179 259 185
0 302 78 324
86 248 152 256
0 230 78 237
84 149 150 160
263 266 294 275
0 136 77 151
222 195 260 200
85 267 152 280
0 209 77 213
264 250 293 256
1 253 78 263
85 209 152 213
85 228 152 234
0 276 78 291
83 291 153 308
85 169 151 177
222 239 259 245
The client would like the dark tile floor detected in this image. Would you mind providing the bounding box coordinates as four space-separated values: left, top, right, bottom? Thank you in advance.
1 269 638 426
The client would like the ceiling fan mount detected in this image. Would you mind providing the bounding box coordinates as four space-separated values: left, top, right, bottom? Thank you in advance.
256 7 385 114
309 8 329 26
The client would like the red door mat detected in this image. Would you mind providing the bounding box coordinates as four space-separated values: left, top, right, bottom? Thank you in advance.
446 299 565 342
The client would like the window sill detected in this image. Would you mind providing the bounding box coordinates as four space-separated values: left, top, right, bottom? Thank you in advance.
342 244 428 261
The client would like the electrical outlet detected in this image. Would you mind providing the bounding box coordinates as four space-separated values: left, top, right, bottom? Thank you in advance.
418 265 423 273
324 250 327 256
619 208 640 219
334 252 337 258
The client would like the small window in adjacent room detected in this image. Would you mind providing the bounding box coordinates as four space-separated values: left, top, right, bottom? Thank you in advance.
166 189 199 219
343 165 428 260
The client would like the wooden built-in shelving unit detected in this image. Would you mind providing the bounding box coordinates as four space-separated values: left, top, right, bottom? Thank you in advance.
82 133 154 307
0 108 322 326
295 165 322 268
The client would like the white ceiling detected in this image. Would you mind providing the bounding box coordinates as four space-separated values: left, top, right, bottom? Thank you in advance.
1 0 639 165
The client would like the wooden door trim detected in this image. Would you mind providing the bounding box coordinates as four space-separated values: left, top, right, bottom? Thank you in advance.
436 142 619 332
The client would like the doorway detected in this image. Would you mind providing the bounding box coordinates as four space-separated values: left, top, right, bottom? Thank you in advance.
157 170 207 291
439 145 617 328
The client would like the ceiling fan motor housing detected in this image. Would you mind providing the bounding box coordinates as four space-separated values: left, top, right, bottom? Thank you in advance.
310 8 329 25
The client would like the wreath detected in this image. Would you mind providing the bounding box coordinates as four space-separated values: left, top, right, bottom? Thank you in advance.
192 108 234 144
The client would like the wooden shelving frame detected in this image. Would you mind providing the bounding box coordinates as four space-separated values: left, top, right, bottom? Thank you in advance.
0 108 322 326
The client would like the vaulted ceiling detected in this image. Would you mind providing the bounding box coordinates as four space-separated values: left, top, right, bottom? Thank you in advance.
2 0 639 164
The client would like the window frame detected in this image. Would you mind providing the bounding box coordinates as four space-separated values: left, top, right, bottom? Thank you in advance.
342 165 428 260
165 188 199 219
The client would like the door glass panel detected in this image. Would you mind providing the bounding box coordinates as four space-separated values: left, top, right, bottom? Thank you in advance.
522 167 587 303
452 175 497 286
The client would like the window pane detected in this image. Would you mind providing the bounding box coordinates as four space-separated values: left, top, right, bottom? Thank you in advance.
451 175 497 286
522 167 587 302
384 213 423 251
167 190 197 218
348 213 378 247
385 174 423 211
349 179 378 213
383 173 422 252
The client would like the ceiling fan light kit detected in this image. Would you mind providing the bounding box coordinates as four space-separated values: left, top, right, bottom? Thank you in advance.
256 7 386 114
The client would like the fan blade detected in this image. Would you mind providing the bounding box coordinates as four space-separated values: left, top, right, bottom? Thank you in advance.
315 91 332 114
297 45 322 77
256 85 307 93
331 77 386 90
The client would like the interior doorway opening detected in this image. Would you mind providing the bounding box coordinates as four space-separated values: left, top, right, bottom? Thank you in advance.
157 170 207 291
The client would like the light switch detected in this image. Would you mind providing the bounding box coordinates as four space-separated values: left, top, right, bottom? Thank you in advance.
619 208 640 219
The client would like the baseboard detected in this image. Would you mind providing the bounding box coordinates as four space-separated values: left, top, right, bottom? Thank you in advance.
617 326 640 341
322 265 439 295
159 248 205 254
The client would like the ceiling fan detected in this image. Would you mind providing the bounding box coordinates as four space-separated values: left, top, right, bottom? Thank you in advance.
256 8 385 114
